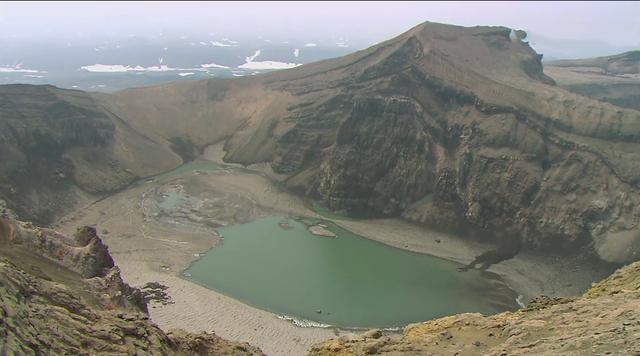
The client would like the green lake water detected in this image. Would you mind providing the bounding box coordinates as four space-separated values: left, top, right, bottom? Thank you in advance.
185 216 518 329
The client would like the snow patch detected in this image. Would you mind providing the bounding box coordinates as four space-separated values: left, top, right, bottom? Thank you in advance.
200 62 230 69
246 49 262 62
80 64 208 73
0 64 43 73
210 38 239 47
240 49 299 70
303 43 317 47
178 72 195 77
238 61 301 70
210 41 237 47
294 48 300 57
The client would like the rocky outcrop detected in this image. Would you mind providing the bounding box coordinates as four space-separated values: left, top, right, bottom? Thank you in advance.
8 222 115 278
0 259 263 355
309 260 640 356
0 216 264 355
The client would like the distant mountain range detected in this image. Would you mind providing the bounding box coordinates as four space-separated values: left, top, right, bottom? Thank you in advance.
0 35 354 91
545 50 640 110
1 29 636 91
526 32 638 61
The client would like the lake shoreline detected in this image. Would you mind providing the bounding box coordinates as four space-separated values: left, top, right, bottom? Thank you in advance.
54 143 616 356
183 216 519 329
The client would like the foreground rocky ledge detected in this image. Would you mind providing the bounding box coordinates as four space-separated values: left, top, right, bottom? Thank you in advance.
2 212 639 355
309 262 640 355
0 215 263 355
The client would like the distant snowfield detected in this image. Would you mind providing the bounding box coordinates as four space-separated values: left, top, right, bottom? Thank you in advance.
80 63 230 73
80 45 303 74
79 61 298 73
239 49 300 70
210 38 239 47
210 41 236 47
80 64 186 72
0 65 43 73
238 61 301 70
200 62 230 69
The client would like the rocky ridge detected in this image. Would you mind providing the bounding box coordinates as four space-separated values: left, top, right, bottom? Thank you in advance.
0 215 264 355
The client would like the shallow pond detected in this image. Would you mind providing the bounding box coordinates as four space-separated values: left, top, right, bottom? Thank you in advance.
185 216 518 329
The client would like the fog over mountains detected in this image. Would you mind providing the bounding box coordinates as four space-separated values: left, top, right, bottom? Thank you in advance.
1 1 637 91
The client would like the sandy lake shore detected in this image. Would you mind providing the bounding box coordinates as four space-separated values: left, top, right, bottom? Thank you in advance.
54 144 615 355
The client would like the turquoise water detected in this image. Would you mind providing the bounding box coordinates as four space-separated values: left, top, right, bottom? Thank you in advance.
185 216 518 329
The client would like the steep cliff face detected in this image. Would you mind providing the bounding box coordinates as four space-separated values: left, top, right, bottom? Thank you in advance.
0 85 182 225
316 96 436 216
99 22 640 263
272 24 640 258
0 216 263 355
309 261 640 356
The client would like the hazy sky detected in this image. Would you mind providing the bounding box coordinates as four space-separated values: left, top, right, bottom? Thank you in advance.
1 1 639 47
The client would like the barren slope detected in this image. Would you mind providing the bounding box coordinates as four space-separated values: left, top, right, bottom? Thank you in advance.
103 22 640 262
0 84 181 225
